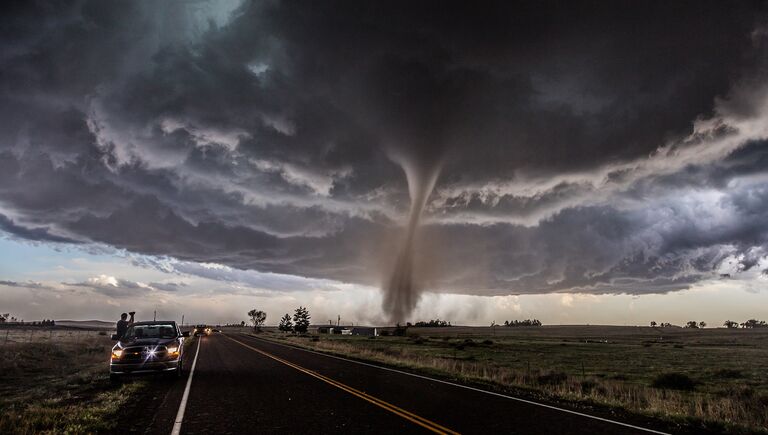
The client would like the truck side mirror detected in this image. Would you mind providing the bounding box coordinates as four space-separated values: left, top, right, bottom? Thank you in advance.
111 334 120 340
182 331 190 337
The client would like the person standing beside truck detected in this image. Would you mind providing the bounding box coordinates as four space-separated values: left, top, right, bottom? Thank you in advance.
116 311 135 339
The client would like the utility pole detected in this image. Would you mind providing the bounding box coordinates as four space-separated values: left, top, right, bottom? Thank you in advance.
181 314 185 327
337 315 340 326
153 309 156 321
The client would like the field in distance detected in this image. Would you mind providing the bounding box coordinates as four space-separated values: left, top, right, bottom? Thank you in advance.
264 325 768 434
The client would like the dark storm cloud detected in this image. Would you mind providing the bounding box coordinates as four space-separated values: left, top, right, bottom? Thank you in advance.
1 0 768 298
0 213 78 244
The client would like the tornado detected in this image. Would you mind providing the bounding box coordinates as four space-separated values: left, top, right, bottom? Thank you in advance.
382 159 441 323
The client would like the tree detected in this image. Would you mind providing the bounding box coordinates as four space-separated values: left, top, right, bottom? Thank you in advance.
503 319 542 327
240 320 246 327
723 320 738 328
698 321 706 329
278 313 293 332
684 321 699 328
413 319 452 327
248 309 267 332
742 319 768 328
293 306 311 334
650 321 657 327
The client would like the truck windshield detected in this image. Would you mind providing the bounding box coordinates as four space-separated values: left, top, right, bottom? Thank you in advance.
122 324 177 340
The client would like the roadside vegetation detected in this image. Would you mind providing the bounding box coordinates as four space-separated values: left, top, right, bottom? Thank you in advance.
269 306 310 334
0 328 145 434
247 309 267 332
264 325 768 434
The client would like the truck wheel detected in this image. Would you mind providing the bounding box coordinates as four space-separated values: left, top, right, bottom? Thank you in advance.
167 361 182 379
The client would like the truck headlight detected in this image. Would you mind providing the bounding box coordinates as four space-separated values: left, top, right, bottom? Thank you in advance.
111 349 123 359
167 346 180 357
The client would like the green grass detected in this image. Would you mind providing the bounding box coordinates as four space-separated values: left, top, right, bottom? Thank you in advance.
0 328 146 434
261 326 768 434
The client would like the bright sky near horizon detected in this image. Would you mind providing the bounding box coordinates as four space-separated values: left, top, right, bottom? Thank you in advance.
2 235 766 327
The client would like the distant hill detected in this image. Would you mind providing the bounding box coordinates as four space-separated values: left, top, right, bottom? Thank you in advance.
56 320 114 330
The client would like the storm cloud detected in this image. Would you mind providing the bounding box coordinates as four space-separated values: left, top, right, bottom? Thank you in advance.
1 1 768 316
62 275 186 298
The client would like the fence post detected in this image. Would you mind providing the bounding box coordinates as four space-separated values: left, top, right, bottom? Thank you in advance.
527 360 531 382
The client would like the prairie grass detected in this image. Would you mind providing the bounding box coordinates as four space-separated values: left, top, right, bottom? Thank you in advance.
265 326 768 434
0 328 145 434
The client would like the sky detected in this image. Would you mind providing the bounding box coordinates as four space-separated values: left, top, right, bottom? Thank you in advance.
1 0 768 326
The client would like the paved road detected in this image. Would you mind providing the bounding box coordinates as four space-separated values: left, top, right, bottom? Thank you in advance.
123 333 670 435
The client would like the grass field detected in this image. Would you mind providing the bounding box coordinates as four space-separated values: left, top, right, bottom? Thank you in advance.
264 325 768 434
0 328 145 434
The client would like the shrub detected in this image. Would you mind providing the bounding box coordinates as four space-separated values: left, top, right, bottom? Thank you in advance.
538 371 568 385
481 339 494 345
651 372 695 391
580 379 598 394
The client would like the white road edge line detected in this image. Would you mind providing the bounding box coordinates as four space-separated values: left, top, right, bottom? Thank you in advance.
171 337 202 435
239 333 670 435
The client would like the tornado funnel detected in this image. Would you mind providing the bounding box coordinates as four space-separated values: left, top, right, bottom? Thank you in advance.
382 161 441 323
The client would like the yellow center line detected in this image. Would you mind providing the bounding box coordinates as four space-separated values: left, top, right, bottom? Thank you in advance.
224 334 461 435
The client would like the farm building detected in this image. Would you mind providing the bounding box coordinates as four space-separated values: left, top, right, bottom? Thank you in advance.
351 327 378 337
314 325 378 336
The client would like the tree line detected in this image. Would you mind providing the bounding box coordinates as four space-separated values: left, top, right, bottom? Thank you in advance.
247 306 312 333
0 314 55 326
503 319 542 327
410 319 451 327
650 319 767 328
724 319 767 328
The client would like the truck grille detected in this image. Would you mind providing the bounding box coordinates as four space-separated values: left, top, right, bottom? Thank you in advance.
120 345 168 361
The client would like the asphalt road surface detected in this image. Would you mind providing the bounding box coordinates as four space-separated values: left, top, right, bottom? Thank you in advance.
121 333 671 435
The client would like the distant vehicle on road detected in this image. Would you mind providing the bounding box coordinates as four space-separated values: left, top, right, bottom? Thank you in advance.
193 324 212 336
110 321 189 382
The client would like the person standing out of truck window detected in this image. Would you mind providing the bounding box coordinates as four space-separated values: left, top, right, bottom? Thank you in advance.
116 311 135 338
